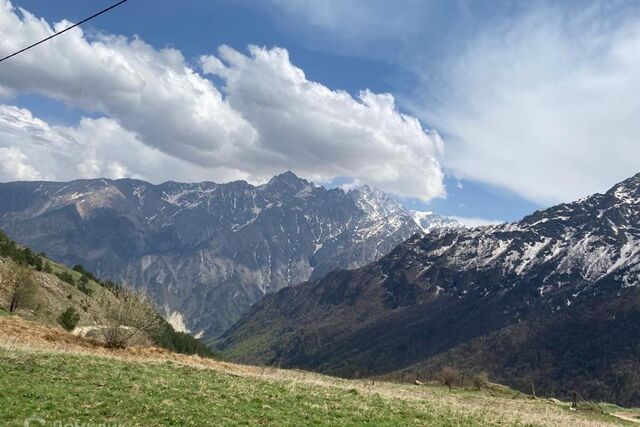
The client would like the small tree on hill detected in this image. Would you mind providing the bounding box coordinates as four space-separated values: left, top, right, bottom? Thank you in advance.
78 275 92 295
58 306 80 331
0 265 37 312
92 289 161 349
55 271 75 286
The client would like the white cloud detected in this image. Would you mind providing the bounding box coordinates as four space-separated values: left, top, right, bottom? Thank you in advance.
415 5 640 204
261 1 640 205
0 105 246 184
0 146 42 181
0 2 254 172
263 0 431 57
201 45 445 200
0 1 445 200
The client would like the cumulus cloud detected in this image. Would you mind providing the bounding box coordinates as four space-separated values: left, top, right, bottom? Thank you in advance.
0 1 255 172
0 105 247 184
201 45 445 200
415 4 640 204
261 0 640 204
0 1 445 201
0 146 42 181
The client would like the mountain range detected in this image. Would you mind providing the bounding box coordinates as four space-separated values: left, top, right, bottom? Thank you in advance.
217 172 640 405
0 172 457 339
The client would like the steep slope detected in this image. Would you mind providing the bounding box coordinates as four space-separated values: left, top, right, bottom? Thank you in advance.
217 172 640 406
0 172 421 338
0 229 211 356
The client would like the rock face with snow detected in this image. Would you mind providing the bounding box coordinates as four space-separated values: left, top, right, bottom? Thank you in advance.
0 172 422 338
217 173 640 406
411 210 461 233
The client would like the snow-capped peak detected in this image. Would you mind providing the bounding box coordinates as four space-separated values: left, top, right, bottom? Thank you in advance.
608 173 640 205
411 210 461 233
350 185 403 219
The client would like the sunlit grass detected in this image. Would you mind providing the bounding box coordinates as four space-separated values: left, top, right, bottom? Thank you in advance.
0 347 488 427
0 315 634 427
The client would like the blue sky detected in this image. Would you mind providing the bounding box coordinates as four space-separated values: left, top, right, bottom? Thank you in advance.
1 0 639 223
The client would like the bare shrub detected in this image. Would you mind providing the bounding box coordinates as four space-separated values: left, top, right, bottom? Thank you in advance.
472 371 489 390
440 366 460 389
92 288 161 349
0 265 37 312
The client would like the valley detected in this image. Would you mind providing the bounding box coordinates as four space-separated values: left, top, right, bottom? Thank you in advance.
218 172 640 406
1 0 637 424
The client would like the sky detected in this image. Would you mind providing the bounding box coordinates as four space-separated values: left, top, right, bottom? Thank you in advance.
1 0 639 224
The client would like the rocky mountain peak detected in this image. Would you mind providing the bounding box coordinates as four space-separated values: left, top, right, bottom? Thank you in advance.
349 185 404 220
607 172 640 204
267 170 307 186
263 171 312 198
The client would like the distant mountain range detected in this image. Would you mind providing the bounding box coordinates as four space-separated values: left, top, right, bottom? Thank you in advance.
0 172 457 338
217 172 640 406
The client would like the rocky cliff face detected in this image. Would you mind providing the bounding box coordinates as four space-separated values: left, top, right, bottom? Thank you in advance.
0 172 427 338
217 173 640 405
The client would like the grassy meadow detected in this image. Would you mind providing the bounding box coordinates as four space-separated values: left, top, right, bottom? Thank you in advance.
1 316 636 427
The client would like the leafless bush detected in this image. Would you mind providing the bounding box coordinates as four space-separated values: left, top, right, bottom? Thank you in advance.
440 366 460 389
0 265 37 312
91 288 161 349
472 371 489 390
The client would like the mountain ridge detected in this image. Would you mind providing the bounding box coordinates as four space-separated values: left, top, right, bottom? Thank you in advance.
217 172 640 405
0 172 456 339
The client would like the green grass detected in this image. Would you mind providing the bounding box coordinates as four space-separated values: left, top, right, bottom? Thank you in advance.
0 348 499 427
214 331 275 361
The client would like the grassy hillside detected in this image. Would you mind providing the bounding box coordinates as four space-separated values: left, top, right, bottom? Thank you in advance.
0 316 636 427
0 229 212 357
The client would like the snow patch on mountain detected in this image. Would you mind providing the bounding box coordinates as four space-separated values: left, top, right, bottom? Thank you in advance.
411 210 461 233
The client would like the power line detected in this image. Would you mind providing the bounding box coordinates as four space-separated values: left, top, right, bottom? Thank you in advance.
0 0 130 64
